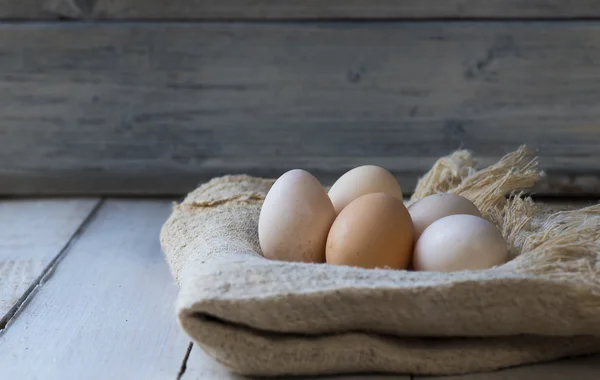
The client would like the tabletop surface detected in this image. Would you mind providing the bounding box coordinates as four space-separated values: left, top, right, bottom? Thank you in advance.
0 198 598 380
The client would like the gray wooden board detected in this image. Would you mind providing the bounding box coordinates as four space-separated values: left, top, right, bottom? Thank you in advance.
0 0 90 19
0 0 49 19
0 198 98 327
44 0 600 20
417 353 600 379
0 199 191 380
1 22 600 195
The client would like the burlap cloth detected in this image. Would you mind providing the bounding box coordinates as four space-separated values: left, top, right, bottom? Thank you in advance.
160 147 600 377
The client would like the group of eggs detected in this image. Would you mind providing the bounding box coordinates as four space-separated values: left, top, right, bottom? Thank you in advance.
258 166 508 272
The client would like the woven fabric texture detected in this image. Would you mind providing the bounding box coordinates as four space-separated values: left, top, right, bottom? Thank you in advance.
160 148 600 377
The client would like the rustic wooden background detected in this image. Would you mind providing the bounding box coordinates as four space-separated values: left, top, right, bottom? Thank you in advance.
1 0 600 196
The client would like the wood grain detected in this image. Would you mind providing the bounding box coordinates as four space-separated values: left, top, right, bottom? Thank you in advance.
0 0 49 19
0 199 98 327
417 353 600 379
46 0 600 20
0 0 94 19
0 200 191 379
42 0 89 19
1 23 600 195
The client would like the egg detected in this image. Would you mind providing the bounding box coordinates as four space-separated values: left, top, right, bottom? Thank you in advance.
259 169 336 263
408 194 482 241
412 214 508 272
326 193 414 269
328 165 403 214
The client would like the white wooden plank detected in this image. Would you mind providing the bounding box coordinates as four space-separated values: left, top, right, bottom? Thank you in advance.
417 353 600 379
0 198 99 327
0 200 191 380
183 344 410 379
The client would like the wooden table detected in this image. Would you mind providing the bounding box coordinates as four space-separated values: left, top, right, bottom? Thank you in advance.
1 198 598 379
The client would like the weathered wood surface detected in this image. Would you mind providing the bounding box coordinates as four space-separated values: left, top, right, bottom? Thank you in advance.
1 23 600 196
0 0 91 20
0 0 48 19
0 200 191 379
419 353 600 380
40 0 600 20
42 0 89 19
0 199 98 327
7 0 600 20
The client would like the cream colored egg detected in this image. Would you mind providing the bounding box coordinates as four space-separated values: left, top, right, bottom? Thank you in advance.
326 193 414 269
408 194 481 241
259 169 336 263
328 165 403 214
412 214 508 272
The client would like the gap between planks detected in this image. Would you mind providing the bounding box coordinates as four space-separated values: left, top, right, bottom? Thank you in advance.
0 198 102 330
0 199 192 380
177 342 193 380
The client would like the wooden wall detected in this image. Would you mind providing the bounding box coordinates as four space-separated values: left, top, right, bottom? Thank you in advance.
8 1 600 20
1 1 599 195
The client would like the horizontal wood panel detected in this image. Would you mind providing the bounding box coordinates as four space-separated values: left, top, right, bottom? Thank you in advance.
0 0 48 19
6 0 600 20
0 0 92 19
1 22 600 195
51 1 600 20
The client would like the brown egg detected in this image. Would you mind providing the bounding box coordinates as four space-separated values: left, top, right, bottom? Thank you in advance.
328 165 403 214
412 214 508 272
259 169 336 263
326 193 414 269
408 193 481 241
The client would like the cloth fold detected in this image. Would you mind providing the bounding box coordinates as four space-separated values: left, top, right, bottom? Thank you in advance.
160 147 600 377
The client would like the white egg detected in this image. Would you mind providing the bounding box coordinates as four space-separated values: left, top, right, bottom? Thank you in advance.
328 165 403 214
259 169 336 263
408 194 481 241
413 214 508 272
